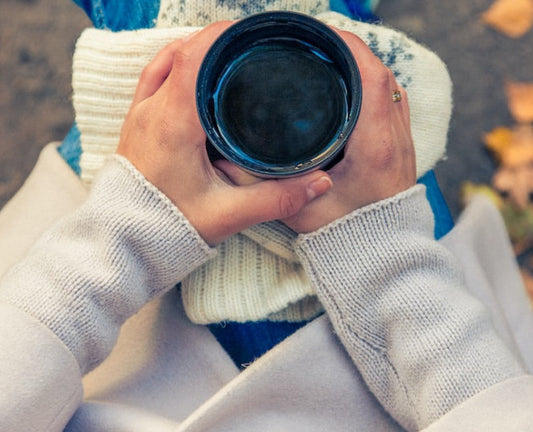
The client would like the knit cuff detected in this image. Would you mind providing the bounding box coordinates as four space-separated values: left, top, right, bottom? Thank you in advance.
294 185 523 430
296 184 433 253
77 153 217 291
0 155 216 373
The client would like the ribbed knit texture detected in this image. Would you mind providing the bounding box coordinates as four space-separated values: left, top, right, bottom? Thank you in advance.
0 156 216 374
295 185 524 431
73 26 199 184
181 231 322 323
0 169 523 429
73 14 451 186
71 11 452 325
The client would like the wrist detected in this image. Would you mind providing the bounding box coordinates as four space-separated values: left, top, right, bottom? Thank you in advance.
0 155 217 373
296 184 431 247
94 155 218 291
294 184 524 430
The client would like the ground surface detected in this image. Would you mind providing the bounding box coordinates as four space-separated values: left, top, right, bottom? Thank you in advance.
377 0 533 218
0 0 89 209
1 0 533 218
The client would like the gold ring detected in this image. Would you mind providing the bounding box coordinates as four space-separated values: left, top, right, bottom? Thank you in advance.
392 90 402 103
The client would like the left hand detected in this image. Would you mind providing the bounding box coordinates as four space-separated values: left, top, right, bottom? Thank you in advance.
117 22 333 245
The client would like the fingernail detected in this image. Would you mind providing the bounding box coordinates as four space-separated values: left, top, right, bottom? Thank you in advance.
307 176 333 200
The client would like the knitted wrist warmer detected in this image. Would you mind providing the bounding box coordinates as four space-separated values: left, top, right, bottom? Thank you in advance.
72 10 452 324
295 185 524 431
0 156 216 374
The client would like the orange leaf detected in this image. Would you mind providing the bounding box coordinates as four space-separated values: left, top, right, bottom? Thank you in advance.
483 126 514 161
506 81 533 123
482 0 533 38
485 125 533 165
489 125 533 209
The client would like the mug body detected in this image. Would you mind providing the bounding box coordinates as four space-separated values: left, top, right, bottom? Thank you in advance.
196 11 362 177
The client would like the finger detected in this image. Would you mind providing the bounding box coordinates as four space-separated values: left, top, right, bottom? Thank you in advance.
388 72 413 144
214 159 262 186
395 88 412 136
333 28 385 72
222 171 333 234
341 66 394 157
167 21 234 84
398 87 411 125
132 38 187 106
163 21 234 122
384 72 416 181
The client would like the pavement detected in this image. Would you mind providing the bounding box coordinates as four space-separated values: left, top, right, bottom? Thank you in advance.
2 0 533 219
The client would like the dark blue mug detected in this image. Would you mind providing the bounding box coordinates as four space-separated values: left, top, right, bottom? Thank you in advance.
196 11 362 177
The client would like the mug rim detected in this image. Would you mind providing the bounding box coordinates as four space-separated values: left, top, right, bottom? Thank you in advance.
196 11 362 177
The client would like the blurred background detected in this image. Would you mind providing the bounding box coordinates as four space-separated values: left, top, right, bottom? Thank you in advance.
0 0 89 208
1 0 533 219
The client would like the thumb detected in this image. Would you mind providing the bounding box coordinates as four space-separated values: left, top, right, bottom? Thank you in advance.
224 171 333 233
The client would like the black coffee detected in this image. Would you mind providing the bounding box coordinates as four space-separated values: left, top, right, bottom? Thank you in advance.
213 40 348 165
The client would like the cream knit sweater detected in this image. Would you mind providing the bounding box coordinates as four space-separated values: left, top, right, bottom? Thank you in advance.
0 156 522 431
72 7 452 324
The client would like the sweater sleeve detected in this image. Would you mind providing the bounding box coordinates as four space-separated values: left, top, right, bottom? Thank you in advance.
294 184 525 431
0 155 216 375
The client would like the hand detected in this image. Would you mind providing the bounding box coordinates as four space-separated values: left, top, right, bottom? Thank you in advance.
218 29 417 233
117 22 333 245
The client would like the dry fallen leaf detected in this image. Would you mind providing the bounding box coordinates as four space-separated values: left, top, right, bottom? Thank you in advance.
484 126 514 162
493 166 533 209
501 202 533 252
484 125 533 209
484 125 533 167
478 2 533 300
505 81 533 123
482 0 533 38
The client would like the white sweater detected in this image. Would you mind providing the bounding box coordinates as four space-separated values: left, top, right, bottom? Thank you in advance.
0 155 525 431
71 11 454 325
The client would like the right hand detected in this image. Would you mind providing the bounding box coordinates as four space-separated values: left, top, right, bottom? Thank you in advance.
217 29 417 233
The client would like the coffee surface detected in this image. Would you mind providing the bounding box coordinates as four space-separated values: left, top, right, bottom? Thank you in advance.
213 40 348 165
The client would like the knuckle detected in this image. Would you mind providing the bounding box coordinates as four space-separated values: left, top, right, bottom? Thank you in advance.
337 29 358 45
131 104 151 132
374 65 392 89
337 30 367 53
172 46 191 70
278 192 298 219
139 62 157 84
373 137 396 171
210 20 233 30
204 20 234 37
